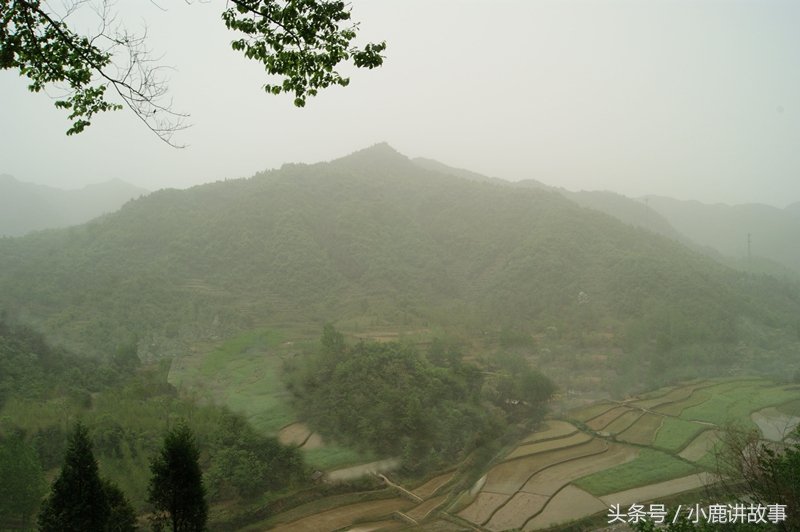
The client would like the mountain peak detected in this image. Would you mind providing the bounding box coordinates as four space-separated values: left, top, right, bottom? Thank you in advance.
334 142 410 166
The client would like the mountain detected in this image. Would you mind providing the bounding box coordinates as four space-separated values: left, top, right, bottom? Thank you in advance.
0 144 797 385
412 160 799 278
0 174 150 237
640 196 800 275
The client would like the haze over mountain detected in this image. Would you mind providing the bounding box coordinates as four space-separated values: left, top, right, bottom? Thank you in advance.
0 144 797 392
414 159 800 278
641 196 800 275
0 174 150 237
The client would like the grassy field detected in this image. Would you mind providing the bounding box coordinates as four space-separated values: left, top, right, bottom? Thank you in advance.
170 329 375 470
573 448 701 496
652 418 708 451
171 329 295 433
653 389 712 416
680 381 798 430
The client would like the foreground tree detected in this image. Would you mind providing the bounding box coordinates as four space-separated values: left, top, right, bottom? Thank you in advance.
0 430 47 529
147 423 207 532
36 422 138 532
38 422 110 532
0 0 385 144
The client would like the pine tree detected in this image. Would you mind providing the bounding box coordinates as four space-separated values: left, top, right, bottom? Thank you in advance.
37 422 110 532
147 424 208 532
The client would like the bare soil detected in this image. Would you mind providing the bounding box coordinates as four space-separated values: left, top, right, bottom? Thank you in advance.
485 492 549 531
522 485 606 531
406 495 449 522
300 432 324 449
413 472 455 499
586 407 631 430
279 423 312 446
457 492 510 525
617 413 664 445
604 410 644 435
521 443 640 496
521 421 578 443
485 439 607 494
267 499 413 532
678 430 719 462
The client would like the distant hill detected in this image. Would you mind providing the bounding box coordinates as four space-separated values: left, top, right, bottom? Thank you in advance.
412 160 799 278
640 196 800 275
0 174 149 236
1 143 797 372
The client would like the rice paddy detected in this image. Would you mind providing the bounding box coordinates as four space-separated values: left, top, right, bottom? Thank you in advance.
651 418 708 451
584 406 630 430
573 448 701 496
617 413 663 445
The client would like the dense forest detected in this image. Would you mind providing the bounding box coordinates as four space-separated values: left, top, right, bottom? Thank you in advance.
0 144 798 390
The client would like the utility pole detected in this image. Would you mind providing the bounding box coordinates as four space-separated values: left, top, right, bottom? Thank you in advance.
747 233 752 274
644 196 649 231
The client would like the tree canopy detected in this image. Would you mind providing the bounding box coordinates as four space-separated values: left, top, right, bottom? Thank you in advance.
0 0 385 144
37 422 110 532
147 423 208 532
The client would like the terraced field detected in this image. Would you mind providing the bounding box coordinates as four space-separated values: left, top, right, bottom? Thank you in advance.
457 378 800 531
260 378 800 532
585 406 630 430
617 413 663 445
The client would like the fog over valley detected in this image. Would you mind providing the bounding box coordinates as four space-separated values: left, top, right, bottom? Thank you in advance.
0 2 798 532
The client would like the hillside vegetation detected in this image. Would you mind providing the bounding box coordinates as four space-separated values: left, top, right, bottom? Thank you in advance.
0 144 798 390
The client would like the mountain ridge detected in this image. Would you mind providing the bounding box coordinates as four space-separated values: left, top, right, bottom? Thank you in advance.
0 174 150 237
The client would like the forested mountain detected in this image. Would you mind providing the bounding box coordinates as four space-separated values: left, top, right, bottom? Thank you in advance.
642 195 800 275
415 159 800 279
0 174 149 237
0 144 797 380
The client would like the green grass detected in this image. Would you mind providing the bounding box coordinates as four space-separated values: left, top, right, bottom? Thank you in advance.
679 382 799 430
652 418 707 452
303 446 379 471
201 328 284 377
172 329 294 433
573 448 700 496
171 328 378 470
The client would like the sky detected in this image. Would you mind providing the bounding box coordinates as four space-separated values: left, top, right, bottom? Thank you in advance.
1 1 798 207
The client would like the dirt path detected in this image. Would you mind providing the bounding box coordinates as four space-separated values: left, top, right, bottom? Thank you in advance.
345 521 402 532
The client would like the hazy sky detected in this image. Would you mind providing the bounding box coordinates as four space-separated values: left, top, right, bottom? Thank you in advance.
1 1 798 207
